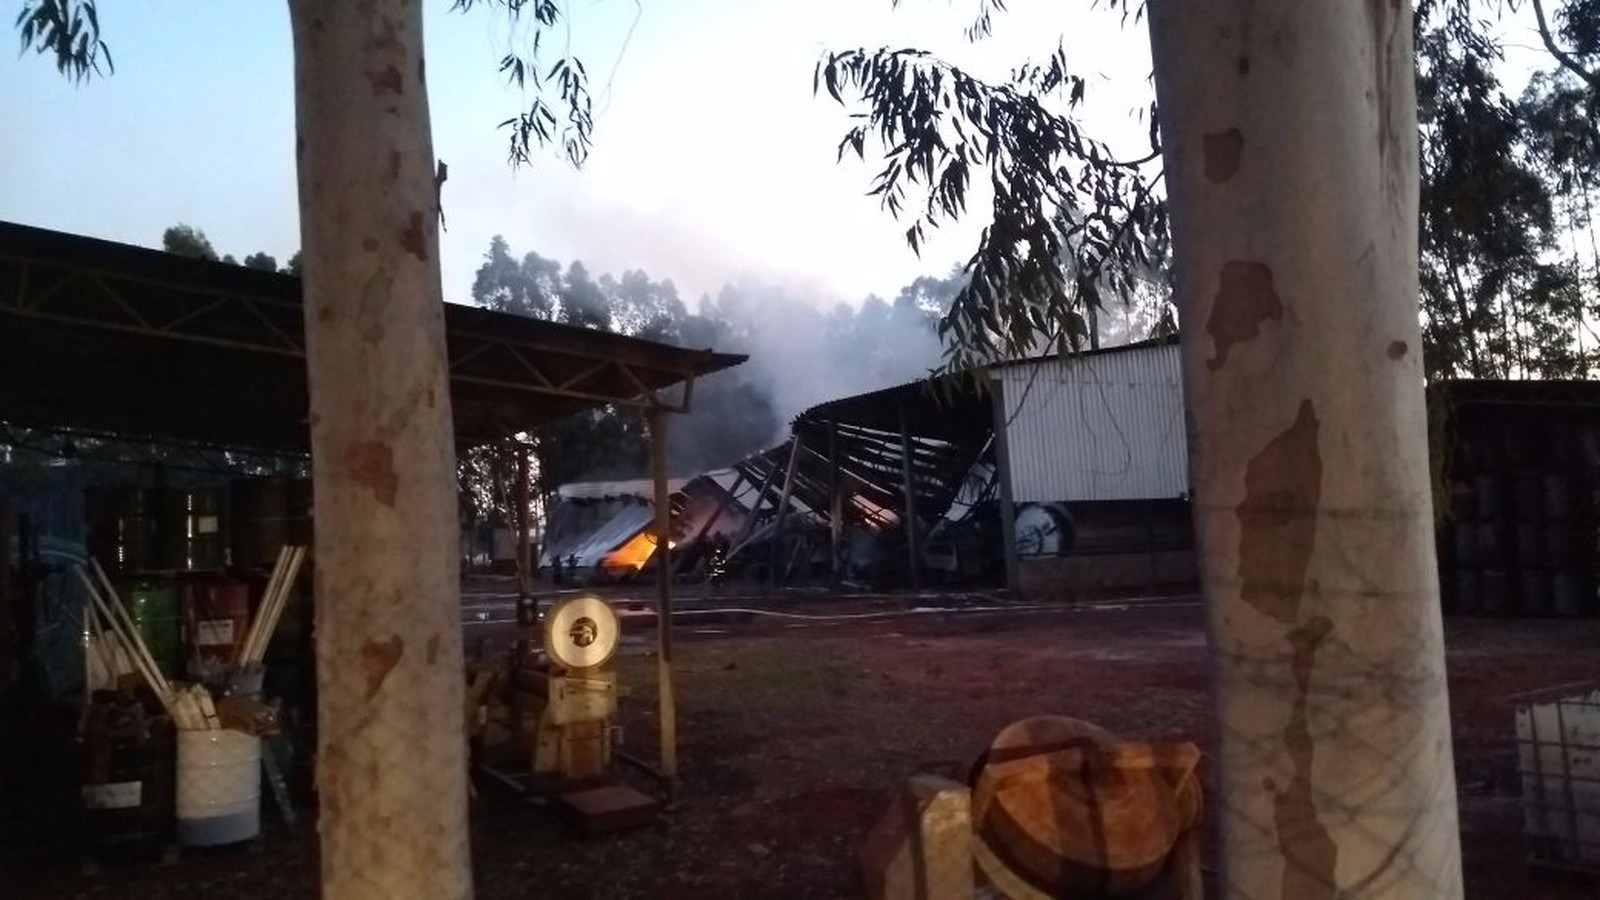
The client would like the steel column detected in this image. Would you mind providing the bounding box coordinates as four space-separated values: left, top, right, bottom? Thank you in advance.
515 443 532 614
767 437 803 588
899 403 921 590
989 377 1021 594
648 408 677 780
829 420 842 589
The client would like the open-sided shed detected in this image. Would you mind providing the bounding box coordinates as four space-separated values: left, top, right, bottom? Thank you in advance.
0 219 747 777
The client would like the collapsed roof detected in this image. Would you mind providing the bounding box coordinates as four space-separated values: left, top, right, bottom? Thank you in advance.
716 378 993 537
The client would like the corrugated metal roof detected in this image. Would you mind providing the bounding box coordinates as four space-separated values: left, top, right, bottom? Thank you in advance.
997 342 1188 503
555 467 742 501
557 477 689 501
0 221 747 452
559 504 656 569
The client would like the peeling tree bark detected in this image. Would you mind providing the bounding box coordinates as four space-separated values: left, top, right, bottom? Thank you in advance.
287 2 472 898
1148 2 1464 898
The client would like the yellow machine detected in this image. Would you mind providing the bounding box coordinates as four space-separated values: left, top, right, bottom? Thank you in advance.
468 594 623 792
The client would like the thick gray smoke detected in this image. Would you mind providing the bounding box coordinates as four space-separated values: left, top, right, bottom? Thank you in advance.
465 234 1172 483
698 274 952 439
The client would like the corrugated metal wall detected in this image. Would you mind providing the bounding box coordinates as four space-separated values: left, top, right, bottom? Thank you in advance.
997 343 1188 502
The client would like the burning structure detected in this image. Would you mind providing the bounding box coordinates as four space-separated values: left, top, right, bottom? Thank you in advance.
538 473 748 583
540 337 1600 619
547 338 1196 598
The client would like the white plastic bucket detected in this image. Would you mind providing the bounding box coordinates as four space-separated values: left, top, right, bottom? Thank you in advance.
176 728 261 847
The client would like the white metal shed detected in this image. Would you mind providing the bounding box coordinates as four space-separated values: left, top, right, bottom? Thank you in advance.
993 341 1189 504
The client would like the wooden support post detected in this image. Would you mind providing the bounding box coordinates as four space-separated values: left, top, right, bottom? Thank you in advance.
898 403 921 591
767 437 804 589
829 420 843 590
647 408 677 781
989 378 1021 595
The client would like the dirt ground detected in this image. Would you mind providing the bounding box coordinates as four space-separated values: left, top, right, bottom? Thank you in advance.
6 600 1600 898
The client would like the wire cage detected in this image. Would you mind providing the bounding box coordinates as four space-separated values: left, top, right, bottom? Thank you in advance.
1513 681 1600 875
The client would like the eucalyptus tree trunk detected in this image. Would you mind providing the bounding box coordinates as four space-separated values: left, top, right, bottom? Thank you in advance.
288 2 472 898
1147 3 1464 898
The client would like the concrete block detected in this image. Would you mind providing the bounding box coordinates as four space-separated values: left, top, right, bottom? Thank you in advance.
861 774 974 900
558 784 659 835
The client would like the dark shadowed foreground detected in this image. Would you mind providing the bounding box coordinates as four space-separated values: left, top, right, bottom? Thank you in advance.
5 602 1596 899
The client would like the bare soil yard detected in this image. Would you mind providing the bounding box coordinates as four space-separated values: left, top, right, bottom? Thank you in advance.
5 600 1598 898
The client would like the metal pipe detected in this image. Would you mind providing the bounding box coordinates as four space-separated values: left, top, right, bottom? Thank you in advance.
616 749 672 789
515 444 532 615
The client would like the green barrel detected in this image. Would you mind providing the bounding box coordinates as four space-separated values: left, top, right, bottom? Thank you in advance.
121 578 181 676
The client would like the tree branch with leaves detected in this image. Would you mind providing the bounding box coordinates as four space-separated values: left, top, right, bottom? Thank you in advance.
14 0 111 81
816 38 1166 374
451 0 597 167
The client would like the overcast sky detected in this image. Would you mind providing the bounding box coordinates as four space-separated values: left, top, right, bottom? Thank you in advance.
0 0 1163 307
2 2 1554 309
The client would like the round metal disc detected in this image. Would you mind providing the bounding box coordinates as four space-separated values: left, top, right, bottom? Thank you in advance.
542 594 620 669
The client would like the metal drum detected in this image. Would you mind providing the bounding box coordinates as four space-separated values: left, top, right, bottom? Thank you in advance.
1451 522 1476 566
1547 525 1577 567
1516 523 1546 568
85 488 161 574
1481 569 1512 616
120 578 182 676
184 579 252 673
1520 569 1554 618
1451 568 1479 615
1513 472 1545 523
159 489 226 571
287 477 315 549
78 698 175 859
230 478 291 570
231 478 312 570
1554 570 1594 618
1477 521 1510 567
1544 474 1573 520
1474 474 1505 521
